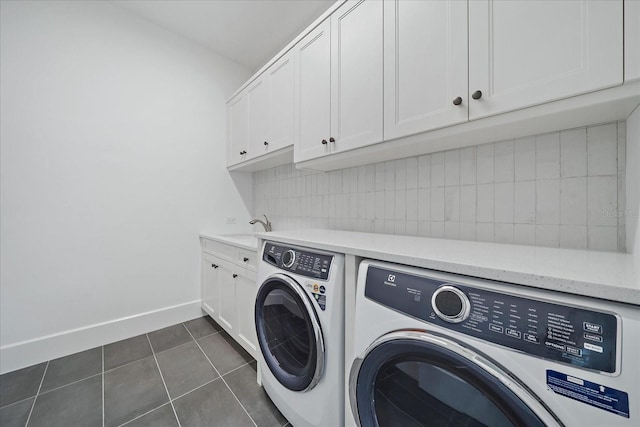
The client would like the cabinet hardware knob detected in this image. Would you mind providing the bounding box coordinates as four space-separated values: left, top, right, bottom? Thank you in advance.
453 97 462 105
472 90 482 100
243 257 249 262
233 273 238 278
264 141 268 146
329 137 335 143
212 264 218 269
321 139 328 145
240 150 247 155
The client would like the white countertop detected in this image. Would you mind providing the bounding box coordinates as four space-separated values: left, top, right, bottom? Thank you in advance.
255 229 640 306
199 233 258 251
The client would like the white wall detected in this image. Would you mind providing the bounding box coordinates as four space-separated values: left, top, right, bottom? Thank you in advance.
0 0 252 373
255 122 627 251
626 106 640 255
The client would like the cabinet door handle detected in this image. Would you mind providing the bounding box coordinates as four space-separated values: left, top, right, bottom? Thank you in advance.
243 257 249 262
211 264 218 269
471 90 482 100
264 141 268 146
321 139 328 145
329 137 335 143
232 273 238 278
240 150 247 155
453 97 462 105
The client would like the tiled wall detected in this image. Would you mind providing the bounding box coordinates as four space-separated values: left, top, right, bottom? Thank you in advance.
253 122 627 252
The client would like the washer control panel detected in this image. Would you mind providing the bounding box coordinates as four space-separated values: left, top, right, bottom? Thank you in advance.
263 242 332 280
365 265 619 373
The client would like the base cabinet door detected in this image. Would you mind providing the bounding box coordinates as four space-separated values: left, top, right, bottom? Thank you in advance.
201 254 222 318
235 269 258 358
217 261 236 332
468 0 623 120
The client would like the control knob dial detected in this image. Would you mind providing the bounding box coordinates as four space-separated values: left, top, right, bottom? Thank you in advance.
431 285 470 323
282 250 296 268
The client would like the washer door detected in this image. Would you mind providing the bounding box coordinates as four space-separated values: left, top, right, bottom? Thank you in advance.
350 331 562 427
255 273 324 392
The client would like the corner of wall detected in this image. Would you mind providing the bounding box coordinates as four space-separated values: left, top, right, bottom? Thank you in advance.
625 105 640 255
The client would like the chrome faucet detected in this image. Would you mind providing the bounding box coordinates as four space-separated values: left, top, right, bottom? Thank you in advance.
249 214 272 232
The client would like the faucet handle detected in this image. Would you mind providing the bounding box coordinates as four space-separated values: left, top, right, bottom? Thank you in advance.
263 214 272 231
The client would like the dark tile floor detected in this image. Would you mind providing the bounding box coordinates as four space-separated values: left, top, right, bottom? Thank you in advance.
0 316 289 427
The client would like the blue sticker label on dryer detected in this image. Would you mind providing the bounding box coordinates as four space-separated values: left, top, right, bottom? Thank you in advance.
546 370 629 418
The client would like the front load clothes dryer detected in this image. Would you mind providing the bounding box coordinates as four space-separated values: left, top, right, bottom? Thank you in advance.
349 260 639 427
256 241 345 427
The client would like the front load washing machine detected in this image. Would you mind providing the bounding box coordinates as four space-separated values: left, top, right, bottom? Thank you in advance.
256 241 345 427
349 260 639 427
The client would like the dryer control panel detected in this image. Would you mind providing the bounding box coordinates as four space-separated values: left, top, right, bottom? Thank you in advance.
263 242 332 280
365 266 619 373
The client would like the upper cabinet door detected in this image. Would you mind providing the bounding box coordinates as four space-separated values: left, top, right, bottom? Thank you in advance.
330 0 383 154
468 0 623 120
246 78 267 160
267 51 295 152
294 18 332 163
227 93 249 166
383 0 468 141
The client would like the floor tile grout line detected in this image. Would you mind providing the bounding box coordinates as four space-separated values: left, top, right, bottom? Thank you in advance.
184 327 258 427
116 402 173 427
145 334 182 427
221 360 254 378
33 372 103 396
169 377 220 402
103 352 155 374
24 360 48 427
102 345 105 427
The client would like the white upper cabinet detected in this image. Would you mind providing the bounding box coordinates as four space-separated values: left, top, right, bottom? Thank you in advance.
247 78 267 159
330 0 383 153
294 18 332 163
468 0 623 120
383 0 468 141
267 51 296 152
295 0 383 163
227 93 249 166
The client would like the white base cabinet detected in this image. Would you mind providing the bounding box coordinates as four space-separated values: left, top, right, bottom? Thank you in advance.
200 238 258 358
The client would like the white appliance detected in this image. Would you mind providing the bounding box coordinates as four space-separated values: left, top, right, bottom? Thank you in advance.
349 260 639 427
255 241 345 427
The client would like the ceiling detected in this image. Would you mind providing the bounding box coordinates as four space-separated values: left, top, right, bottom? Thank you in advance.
113 0 335 73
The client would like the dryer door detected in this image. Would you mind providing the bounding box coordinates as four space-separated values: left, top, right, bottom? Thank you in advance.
255 273 324 392
350 331 562 427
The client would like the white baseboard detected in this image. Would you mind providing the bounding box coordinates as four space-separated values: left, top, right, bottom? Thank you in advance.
0 300 204 375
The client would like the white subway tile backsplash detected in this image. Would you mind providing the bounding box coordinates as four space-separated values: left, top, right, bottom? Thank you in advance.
587 176 617 226
406 157 418 189
536 179 560 225
445 187 460 222
418 155 431 188
588 226 618 251
430 187 445 221
514 181 536 224
494 140 514 183
494 182 514 223
445 150 460 186
477 184 494 223
431 152 445 187
560 128 587 178
459 185 476 223
588 123 617 176
395 158 407 190
536 225 560 247
514 136 536 181
406 189 418 221
253 122 624 252
560 177 587 225
536 132 560 179
477 143 495 184
514 224 536 245
460 146 477 185
560 225 587 249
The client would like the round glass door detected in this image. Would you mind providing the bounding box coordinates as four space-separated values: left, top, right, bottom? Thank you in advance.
255 274 324 392
350 331 560 427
